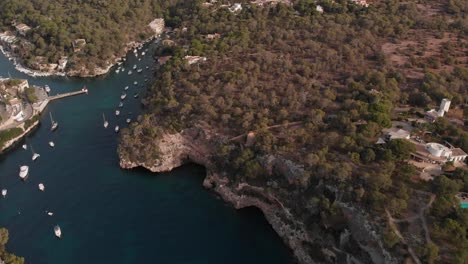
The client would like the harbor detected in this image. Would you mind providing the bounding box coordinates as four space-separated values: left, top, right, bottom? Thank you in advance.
0 41 292 264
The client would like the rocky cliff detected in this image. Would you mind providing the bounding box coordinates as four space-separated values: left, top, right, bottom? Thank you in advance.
119 125 397 264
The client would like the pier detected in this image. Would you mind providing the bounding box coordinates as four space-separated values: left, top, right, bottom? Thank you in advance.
48 89 88 101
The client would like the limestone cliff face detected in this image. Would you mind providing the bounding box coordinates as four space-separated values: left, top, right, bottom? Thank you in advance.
119 126 316 264
119 125 397 264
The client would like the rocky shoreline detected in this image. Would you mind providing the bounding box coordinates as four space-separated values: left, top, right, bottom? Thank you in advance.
0 38 155 78
118 125 402 264
119 126 315 264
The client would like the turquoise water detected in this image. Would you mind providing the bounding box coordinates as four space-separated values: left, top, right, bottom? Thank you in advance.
0 43 292 263
462 203 468 208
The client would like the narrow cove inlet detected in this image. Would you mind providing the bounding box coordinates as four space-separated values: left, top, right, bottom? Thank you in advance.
0 43 292 264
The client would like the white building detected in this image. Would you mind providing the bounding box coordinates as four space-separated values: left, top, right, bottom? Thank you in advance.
425 143 467 162
316 5 324 13
385 128 410 141
229 3 242 12
440 98 451 114
425 98 451 121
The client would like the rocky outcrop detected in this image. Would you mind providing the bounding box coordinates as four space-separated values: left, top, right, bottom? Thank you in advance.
119 125 398 264
119 126 316 264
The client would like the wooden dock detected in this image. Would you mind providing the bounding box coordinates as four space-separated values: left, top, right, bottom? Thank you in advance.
48 89 87 101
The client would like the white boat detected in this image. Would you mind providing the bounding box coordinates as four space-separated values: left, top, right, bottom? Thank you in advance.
1 189 6 198
133 49 137 53
120 93 127 100
103 113 109 128
54 225 62 238
115 110 120 116
133 93 139 98
115 126 120 133
133 81 138 85
137 69 143 73
49 141 55 148
38 183 45 191
124 86 129 91
31 145 40 161
47 211 54 216
142 52 145 56
50 112 58 132
118 102 124 108
122 67 125 71
126 118 131 124
133 64 137 70
45 85 51 93
19 165 29 180
138 58 141 61
146 66 149 69
115 69 120 74
128 70 132 75
22 144 27 150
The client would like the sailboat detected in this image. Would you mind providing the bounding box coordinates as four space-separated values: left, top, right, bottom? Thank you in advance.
103 113 109 128
54 225 62 238
22 144 27 150
31 145 40 161
1 189 7 198
115 125 120 133
38 183 45 191
50 112 58 132
120 93 127 100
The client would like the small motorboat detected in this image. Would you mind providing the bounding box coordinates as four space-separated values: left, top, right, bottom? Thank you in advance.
120 93 127 100
1 189 7 198
133 64 137 70
128 70 132 75
19 166 29 180
122 67 125 71
138 58 141 61
137 69 143 73
118 102 124 108
115 69 120 74
144 79 148 82
133 81 138 85
146 66 149 69
38 183 45 191
142 52 145 56
47 211 54 216
115 126 120 133
115 110 120 116
103 113 109 128
124 86 129 91
54 225 62 238
133 93 139 99
32 152 40 161
49 141 55 148
45 85 51 93
22 144 27 150
126 118 131 124
133 49 137 53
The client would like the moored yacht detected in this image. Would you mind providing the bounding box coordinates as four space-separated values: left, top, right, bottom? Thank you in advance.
45 85 51 94
19 166 29 180
133 81 138 85
115 126 120 133
49 141 55 148
50 112 58 132
115 110 120 116
115 69 120 74
124 86 129 91
142 51 145 56
118 102 124 108
137 69 143 73
128 70 132 75
38 183 45 191
133 64 137 70
1 189 6 198
126 118 131 124
22 144 27 150
47 211 54 216
54 225 62 238
120 93 127 100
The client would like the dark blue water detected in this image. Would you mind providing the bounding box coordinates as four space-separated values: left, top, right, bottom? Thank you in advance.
0 43 292 263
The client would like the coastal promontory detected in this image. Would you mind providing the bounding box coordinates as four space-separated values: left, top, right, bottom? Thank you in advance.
119 0 468 263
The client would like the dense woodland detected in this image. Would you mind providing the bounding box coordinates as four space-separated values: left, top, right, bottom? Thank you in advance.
119 0 468 263
0 0 175 70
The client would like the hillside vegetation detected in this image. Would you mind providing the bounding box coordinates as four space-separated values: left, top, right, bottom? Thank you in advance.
120 0 467 263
